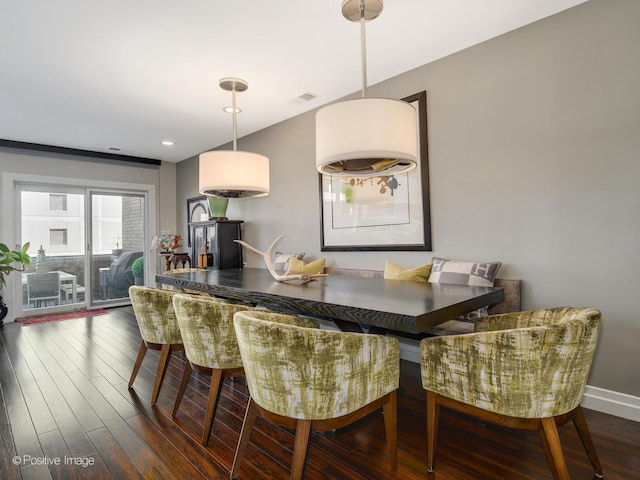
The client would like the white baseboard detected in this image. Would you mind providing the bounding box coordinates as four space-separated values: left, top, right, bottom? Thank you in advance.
395 337 640 422
581 385 640 422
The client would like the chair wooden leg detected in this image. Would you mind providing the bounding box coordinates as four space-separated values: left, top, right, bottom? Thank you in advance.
291 419 312 480
572 406 604 478
151 344 174 405
172 362 193 417
128 340 147 388
426 390 440 472
383 390 398 471
540 417 570 480
202 369 224 446
231 397 259 479
538 423 561 480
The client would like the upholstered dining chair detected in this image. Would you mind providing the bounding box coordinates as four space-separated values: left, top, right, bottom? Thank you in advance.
420 307 603 480
128 286 183 405
171 293 265 446
231 310 400 480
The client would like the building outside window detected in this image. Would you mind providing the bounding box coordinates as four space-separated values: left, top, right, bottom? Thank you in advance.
49 193 68 211
50 228 68 246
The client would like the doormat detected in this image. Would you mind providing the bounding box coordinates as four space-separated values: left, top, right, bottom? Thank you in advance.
18 309 109 326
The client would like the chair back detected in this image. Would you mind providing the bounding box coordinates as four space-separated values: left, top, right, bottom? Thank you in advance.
129 286 182 345
172 293 257 370
27 272 60 298
233 310 399 421
422 307 601 418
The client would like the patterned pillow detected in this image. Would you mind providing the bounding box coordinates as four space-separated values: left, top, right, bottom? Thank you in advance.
273 252 305 274
383 261 432 283
428 257 501 287
428 257 502 321
286 258 326 275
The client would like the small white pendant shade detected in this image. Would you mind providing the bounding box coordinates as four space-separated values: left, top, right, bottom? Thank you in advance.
316 97 418 176
199 150 269 198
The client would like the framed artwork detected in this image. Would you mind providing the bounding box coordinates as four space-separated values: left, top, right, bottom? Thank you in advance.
319 91 432 251
186 195 209 247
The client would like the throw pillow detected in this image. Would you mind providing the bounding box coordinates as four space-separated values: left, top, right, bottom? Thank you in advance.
428 257 502 321
273 252 305 274
383 260 432 283
286 258 326 275
428 257 501 287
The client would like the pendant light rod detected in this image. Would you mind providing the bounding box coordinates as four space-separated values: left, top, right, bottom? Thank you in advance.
219 77 248 151
231 85 238 151
359 0 367 98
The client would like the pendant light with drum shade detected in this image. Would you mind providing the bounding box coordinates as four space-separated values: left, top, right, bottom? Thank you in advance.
199 78 269 219
316 0 418 177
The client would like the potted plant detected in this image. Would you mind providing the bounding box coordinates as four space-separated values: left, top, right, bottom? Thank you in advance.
131 256 144 285
0 242 31 327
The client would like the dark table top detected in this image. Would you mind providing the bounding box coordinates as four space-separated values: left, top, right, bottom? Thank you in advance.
155 267 504 334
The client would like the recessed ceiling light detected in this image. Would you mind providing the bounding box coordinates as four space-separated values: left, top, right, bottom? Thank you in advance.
162 140 175 146
298 92 317 101
223 106 241 114
108 147 121 151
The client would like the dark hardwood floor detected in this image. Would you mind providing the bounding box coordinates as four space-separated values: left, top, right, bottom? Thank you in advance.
0 307 638 479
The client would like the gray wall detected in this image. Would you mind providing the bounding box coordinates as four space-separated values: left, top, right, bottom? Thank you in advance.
177 0 640 397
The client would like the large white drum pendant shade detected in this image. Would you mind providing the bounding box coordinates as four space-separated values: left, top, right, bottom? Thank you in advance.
199 150 269 198
316 97 418 176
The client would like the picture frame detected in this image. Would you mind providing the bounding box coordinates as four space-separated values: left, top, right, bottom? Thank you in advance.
319 91 431 251
186 195 209 247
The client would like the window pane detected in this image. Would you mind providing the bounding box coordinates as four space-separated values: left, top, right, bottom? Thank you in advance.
50 229 68 245
49 194 68 211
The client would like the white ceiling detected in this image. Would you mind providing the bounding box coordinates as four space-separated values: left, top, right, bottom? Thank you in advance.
0 0 588 163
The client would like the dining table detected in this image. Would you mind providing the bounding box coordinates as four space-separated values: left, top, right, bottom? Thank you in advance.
155 267 504 334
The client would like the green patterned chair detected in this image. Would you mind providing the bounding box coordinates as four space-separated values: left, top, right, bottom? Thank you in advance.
171 293 265 446
128 286 183 405
231 310 400 480
420 307 603 480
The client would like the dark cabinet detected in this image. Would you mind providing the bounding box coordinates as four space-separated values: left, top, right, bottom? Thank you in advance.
189 220 243 269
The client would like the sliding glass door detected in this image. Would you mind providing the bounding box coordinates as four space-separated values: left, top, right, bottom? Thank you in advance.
20 187 86 315
89 192 145 306
17 185 148 317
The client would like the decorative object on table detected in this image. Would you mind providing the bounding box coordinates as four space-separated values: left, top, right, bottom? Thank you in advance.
151 232 182 253
315 0 417 177
0 242 31 327
35 244 48 272
207 196 229 220
319 90 431 251
131 257 144 285
199 77 269 199
234 234 327 283
197 241 213 269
